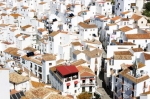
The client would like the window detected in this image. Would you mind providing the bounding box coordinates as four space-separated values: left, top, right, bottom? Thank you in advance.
74 90 76 93
74 84 77 87
82 87 85 92
22 59 25 64
124 22 126 25
82 80 85 83
141 21 143 24
49 63 52 65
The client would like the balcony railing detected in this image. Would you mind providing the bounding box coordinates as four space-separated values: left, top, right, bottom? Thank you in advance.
65 78 71 82
81 82 95 86
72 76 78 80
38 70 42 73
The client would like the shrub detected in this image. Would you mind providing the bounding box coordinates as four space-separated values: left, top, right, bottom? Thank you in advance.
142 10 150 17
77 92 92 99
145 2 150 11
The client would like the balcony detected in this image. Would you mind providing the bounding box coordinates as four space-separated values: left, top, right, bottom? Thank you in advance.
81 82 95 86
65 78 71 82
72 76 78 80
38 69 42 73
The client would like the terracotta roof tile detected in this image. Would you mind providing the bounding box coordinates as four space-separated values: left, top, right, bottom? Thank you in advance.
119 26 133 32
144 53 150 60
22 6 28 9
121 18 130 21
21 25 32 29
95 15 105 19
107 23 117 26
78 22 97 28
114 51 133 56
12 6 17 11
111 16 121 21
131 14 142 21
38 28 47 33
71 59 86 66
42 54 56 61
114 55 132 60
9 72 29 84
15 34 22 38
22 35 30 39
126 34 150 39
132 48 143 52
71 42 82 46
10 13 21 18
49 31 59 37
138 62 145 69
1 13 7 16
121 11 130 15
39 2 46 5
77 66 95 77
23 47 37 52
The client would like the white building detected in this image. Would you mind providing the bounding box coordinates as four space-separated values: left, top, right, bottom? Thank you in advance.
50 65 80 96
0 68 10 99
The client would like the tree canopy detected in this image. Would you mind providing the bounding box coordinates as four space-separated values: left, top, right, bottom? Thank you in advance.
142 2 150 17
145 2 150 11
77 92 92 99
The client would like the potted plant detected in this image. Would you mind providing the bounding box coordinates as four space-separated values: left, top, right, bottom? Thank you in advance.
18 69 23 74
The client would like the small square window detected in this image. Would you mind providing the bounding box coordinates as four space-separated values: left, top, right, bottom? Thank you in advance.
75 90 77 93
141 21 143 24
74 84 77 87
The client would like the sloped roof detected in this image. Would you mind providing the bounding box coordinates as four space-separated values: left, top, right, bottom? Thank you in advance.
77 66 95 77
56 65 78 76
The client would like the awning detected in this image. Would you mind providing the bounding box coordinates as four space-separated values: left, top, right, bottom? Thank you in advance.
66 83 70 86
90 78 95 80
74 81 78 84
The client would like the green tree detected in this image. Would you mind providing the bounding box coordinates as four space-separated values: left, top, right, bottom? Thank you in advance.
111 0 115 5
77 92 92 99
145 2 150 11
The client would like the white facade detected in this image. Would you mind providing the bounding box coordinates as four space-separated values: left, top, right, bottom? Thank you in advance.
0 69 10 99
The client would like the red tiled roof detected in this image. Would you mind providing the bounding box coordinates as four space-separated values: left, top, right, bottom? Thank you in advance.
56 65 78 76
